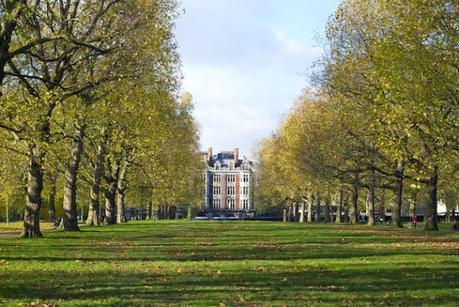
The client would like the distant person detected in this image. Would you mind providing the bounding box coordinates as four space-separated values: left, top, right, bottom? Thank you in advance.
411 214 417 229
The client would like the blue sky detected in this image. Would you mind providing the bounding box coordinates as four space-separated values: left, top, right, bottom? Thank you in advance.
175 0 342 157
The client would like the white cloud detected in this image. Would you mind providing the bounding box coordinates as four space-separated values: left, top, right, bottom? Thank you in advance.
274 30 323 57
175 0 337 157
182 63 303 158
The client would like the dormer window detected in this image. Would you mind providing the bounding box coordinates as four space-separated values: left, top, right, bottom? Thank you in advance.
215 161 220 170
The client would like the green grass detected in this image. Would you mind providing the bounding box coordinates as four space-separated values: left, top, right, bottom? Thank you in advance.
0 221 458 306
0 221 54 232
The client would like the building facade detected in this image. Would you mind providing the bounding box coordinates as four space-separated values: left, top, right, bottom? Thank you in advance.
202 148 254 217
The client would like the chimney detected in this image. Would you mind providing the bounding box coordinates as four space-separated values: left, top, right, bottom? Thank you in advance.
207 147 213 162
233 148 239 163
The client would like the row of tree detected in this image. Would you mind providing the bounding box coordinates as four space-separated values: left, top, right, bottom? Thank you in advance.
255 0 458 230
0 0 203 237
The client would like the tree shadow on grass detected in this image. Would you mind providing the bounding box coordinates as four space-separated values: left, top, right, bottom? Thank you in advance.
1 266 458 305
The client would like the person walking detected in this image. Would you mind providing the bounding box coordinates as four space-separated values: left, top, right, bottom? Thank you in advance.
411 214 417 229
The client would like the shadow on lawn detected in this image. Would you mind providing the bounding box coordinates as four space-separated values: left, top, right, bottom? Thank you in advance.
1 222 458 305
2 242 459 262
1 266 458 305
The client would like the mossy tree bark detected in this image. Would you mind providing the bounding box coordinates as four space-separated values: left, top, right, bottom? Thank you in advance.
60 123 85 231
87 144 105 226
104 183 117 225
20 150 44 238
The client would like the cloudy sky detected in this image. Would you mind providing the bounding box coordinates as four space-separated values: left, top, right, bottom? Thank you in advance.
175 0 341 158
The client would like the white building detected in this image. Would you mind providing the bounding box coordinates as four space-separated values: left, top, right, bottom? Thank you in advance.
202 148 254 217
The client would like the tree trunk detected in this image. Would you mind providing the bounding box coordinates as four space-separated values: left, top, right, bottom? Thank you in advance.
147 201 153 220
393 161 404 227
20 150 44 238
299 200 305 223
292 202 297 222
343 195 349 223
314 193 320 223
368 171 376 226
80 206 85 222
424 167 439 231
104 183 116 225
335 188 343 223
324 195 331 223
60 123 85 231
379 189 386 222
99 206 105 224
104 191 116 224
307 193 313 223
115 190 126 223
409 190 417 227
48 175 57 225
104 159 120 225
87 144 105 226
350 184 358 224
116 155 129 224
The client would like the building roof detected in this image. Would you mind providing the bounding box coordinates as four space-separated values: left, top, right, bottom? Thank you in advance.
201 148 253 170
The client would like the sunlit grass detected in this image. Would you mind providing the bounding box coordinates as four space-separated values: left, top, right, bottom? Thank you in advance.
0 221 458 306
0 221 55 232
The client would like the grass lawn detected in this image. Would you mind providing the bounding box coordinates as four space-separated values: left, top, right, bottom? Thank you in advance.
0 221 54 233
0 221 458 306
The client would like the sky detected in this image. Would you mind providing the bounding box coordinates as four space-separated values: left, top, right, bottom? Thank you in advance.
175 0 342 158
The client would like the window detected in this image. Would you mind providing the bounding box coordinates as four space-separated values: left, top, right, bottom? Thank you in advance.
227 198 235 210
227 174 235 182
242 199 250 210
227 186 235 195
213 198 221 209
242 186 249 196
213 174 221 183
213 186 221 195
243 174 249 183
